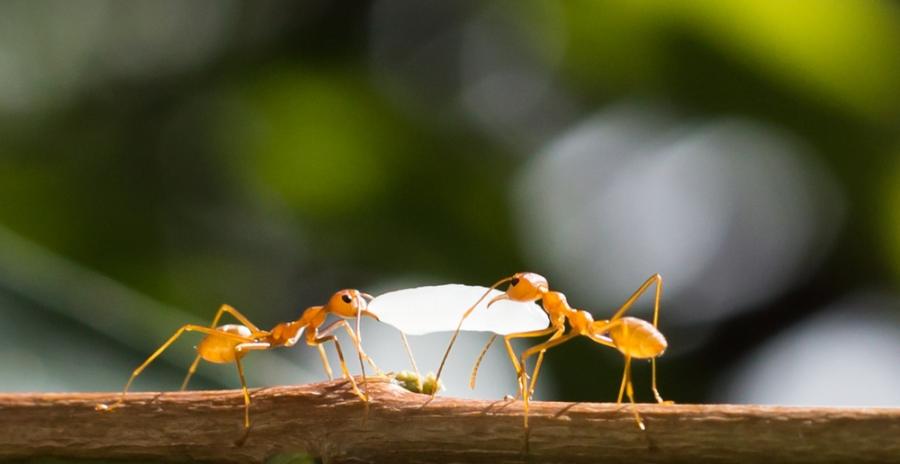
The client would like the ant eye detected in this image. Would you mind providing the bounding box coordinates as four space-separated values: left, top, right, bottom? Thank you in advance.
341 294 352 303
511 277 520 287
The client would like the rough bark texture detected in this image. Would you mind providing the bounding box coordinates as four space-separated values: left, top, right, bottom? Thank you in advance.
0 377 898 463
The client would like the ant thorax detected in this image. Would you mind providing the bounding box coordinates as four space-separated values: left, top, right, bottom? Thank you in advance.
541 291 572 318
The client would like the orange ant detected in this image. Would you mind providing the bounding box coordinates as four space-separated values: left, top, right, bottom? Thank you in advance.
96 289 381 441
438 272 670 431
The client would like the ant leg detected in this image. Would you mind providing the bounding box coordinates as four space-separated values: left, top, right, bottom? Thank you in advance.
610 274 662 322
180 355 203 391
468 335 496 389
97 325 251 412
315 335 367 402
228 342 270 442
434 277 512 396
400 332 420 376
319 319 381 374
651 358 673 404
235 357 251 431
467 328 557 394
518 332 580 430
182 307 233 391
211 304 267 336
622 355 645 430
355 304 370 400
492 327 559 395
651 358 661 402
317 344 334 380
616 356 629 404
346 324 381 374
607 274 669 405
527 328 566 399
518 332 580 380
320 320 384 377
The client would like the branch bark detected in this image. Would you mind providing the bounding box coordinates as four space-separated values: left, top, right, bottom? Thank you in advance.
1 377 898 463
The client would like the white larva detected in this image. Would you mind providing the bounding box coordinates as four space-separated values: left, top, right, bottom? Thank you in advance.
368 284 548 336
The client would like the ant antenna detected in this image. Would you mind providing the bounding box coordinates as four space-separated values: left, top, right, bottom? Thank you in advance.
468 334 497 389
432 275 512 396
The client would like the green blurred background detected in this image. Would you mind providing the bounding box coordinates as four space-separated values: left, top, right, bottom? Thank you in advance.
0 0 898 407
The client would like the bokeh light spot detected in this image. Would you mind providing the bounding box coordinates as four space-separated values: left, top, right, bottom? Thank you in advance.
717 293 900 406
515 103 845 324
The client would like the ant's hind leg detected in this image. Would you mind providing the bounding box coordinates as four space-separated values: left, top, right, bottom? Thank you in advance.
235 357 251 430
651 358 674 404
622 356 645 430
214 304 265 335
610 274 663 322
233 356 252 446
229 342 271 445
616 357 629 404
180 355 203 391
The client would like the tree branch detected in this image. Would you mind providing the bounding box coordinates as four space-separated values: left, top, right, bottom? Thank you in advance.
1 377 897 463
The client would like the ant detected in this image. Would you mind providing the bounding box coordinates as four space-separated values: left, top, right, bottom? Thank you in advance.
96 289 381 442
438 272 670 431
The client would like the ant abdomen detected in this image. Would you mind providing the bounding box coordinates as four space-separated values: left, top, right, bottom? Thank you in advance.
607 317 667 359
197 324 253 363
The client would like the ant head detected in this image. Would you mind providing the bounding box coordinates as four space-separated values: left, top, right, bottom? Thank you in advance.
325 289 373 317
487 272 549 307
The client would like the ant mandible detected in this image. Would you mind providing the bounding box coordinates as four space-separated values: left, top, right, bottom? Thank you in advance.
96 289 380 441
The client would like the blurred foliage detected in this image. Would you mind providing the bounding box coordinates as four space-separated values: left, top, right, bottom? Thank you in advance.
236 68 401 217
562 0 900 119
